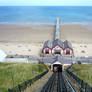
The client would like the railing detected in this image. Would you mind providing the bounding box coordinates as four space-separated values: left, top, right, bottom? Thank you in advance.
8 64 48 92
66 69 92 92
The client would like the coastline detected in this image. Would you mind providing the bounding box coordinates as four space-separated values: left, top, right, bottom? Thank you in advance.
0 23 92 57
1 21 92 25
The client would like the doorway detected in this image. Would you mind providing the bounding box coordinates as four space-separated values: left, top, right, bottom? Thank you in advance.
53 64 62 72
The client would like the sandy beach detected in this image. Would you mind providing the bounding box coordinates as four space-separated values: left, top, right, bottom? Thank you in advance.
0 24 92 57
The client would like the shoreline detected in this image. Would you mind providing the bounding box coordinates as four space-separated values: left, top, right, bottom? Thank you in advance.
0 23 92 57
0 22 92 25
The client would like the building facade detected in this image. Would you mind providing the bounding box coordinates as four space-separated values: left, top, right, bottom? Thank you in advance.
42 39 73 57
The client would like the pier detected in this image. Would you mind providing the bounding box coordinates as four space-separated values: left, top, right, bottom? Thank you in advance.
55 18 61 40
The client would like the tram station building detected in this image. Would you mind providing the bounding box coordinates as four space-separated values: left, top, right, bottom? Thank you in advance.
40 18 74 69
42 39 73 57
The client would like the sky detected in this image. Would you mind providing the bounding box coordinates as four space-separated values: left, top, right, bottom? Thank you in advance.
0 0 92 6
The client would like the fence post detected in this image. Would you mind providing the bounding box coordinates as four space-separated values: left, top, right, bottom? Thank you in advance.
8 88 13 92
18 84 21 92
84 83 87 92
24 81 28 88
91 88 92 92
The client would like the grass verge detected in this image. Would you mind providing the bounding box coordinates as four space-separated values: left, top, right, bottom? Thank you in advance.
0 62 46 92
69 64 92 86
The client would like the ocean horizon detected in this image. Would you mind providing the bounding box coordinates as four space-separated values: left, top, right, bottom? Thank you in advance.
0 6 92 24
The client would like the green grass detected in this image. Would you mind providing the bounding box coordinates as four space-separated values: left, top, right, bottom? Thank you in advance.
0 62 46 92
69 64 92 86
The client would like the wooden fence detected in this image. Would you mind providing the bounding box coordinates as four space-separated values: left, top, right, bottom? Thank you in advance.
8 63 48 92
66 69 92 92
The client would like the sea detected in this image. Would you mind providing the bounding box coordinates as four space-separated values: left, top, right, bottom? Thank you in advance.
0 6 92 24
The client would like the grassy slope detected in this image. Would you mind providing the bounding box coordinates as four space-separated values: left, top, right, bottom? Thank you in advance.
0 62 46 92
69 64 92 86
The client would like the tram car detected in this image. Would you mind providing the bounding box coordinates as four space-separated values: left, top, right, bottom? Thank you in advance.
53 66 58 72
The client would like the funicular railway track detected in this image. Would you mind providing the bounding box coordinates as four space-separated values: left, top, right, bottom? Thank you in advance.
41 72 76 92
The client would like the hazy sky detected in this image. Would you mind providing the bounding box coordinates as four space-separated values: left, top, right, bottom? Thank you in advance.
0 0 92 6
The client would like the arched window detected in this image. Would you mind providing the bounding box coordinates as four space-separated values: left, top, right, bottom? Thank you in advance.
66 50 70 55
45 49 49 54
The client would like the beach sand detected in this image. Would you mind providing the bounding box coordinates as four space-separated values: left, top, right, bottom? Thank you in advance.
0 24 92 57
